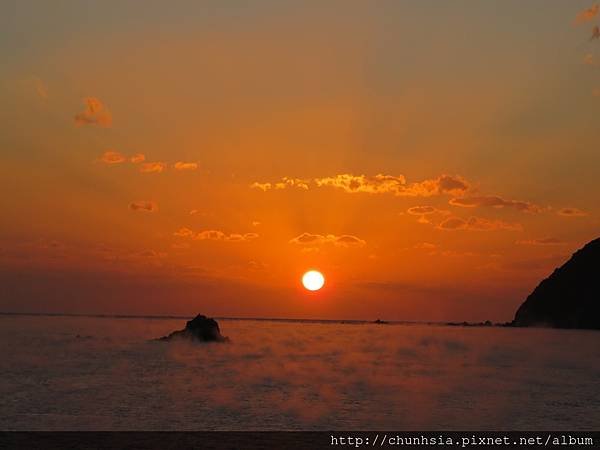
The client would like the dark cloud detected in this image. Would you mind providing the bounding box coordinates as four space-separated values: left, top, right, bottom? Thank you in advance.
437 216 522 231
557 207 588 217
314 173 470 197
449 196 542 213
289 232 366 247
129 201 158 212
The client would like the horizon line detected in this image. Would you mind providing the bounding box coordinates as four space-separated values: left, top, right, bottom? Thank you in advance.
0 311 509 326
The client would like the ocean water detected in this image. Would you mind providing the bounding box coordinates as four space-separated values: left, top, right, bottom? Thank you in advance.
0 315 599 430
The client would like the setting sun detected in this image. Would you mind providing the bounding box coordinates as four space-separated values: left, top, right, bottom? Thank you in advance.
302 270 325 291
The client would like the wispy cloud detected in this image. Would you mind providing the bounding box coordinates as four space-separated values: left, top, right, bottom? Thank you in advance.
449 195 542 213
173 162 198 171
129 201 158 212
414 242 437 250
289 232 366 247
74 97 112 127
437 216 522 232
516 237 566 246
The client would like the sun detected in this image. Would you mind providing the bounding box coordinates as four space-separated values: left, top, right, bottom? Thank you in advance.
302 270 325 291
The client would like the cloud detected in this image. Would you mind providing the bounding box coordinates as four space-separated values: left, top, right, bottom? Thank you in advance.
314 173 470 196
174 227 195 238
225 232 260 242
129 201 158 212
74 97 112 127
289 232 366 247
314 174 407 194
196 230 226 240
274 177 310 190
334 235 367 247
130 153 146 164
414 242 437 250
197 231 259 242
250 182 272 191
98 150 126 165
557 207 588 217
409 174 471 197
574 4 599 24
437 216 522 231
449 195 542 213
406 206 437 215
516 238 566 246
593 88 600 97
406 206 449 224
591 25 600 41
174 161 198 171
253 173 470 197
139 162 166 173
251 178 309 191
174 228 259 242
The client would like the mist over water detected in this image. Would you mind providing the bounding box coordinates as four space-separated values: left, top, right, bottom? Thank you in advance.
1 315 599 430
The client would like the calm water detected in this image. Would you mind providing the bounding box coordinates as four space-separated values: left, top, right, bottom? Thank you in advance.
0 315 599 430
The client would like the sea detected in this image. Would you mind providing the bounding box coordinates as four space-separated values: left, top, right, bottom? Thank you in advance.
1 314 599 430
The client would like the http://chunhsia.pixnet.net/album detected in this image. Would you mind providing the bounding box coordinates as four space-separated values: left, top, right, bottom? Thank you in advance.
1 2 599 449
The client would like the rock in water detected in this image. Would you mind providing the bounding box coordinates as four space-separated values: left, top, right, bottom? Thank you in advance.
513 237 600 330
159 314 229 342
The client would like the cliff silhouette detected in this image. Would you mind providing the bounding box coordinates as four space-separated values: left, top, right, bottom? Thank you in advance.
513 237 600 330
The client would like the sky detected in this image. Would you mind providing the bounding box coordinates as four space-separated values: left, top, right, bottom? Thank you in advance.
1 0 599 321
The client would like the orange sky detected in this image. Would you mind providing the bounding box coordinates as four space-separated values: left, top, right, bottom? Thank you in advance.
1 1 599 321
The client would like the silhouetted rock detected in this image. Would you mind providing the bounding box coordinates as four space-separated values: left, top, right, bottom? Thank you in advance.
513 237 600 330
445 320 494 327
158 314 229 342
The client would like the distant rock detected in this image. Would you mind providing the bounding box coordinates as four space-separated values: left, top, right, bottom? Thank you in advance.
445 320 494 327
373 319 388 324
158 314 229 342
513 237 600 330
